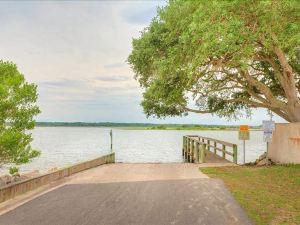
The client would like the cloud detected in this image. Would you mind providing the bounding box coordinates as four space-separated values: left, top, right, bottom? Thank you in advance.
37 76 141 106
0 1 286 124
38 79 85 88
120 1 165 25
103 63 124 69
121 7 157 24
94 75 130 82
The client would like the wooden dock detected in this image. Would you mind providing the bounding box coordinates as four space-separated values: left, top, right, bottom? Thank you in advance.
182 135 238 164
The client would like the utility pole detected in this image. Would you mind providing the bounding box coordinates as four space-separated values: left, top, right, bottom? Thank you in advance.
268 110 273 121
266 110 273 165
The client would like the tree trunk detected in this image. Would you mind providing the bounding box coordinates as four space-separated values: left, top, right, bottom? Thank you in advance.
286 104 300 123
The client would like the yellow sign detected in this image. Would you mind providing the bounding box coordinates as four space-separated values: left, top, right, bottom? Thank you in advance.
239 125 250 140
239 125 249 131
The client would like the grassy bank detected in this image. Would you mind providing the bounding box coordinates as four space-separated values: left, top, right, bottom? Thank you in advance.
201 165 300 225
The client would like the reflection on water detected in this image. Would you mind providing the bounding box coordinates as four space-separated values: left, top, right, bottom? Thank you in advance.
2 127 266 174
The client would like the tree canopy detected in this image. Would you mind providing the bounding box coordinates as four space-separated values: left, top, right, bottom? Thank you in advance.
0 60 40 169
128 0 300 122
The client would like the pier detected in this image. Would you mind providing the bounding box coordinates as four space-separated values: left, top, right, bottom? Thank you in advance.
183 135 238 164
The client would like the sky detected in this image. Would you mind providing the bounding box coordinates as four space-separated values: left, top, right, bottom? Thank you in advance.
0 1 286 125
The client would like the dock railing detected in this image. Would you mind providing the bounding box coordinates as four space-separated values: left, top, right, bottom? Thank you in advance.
182 135 238 164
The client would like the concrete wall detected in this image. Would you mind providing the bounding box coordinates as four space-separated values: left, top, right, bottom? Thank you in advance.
269 123 300 164
0 153 115 203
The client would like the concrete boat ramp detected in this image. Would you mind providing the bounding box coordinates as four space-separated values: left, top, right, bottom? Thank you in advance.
0 163 252 225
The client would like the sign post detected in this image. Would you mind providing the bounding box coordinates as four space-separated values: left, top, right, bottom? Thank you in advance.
110 129 113 152
262 120 275 164
239 125 250 164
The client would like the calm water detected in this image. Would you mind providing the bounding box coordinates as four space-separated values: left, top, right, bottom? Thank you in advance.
2 127 266 174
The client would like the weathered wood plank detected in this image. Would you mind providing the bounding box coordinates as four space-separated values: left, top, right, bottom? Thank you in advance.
183 135 237 164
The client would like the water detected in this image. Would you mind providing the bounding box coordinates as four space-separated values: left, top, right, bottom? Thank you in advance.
1 127 266 174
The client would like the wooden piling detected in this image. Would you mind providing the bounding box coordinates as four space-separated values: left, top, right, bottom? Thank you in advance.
182 137 184 157
233 144 238 164
190 140 194 163
214 141 217 154
222 144 226 158
194 142 199 163
186 138 189 161
207 140 210 152
199 144 205 163
188 139 191 162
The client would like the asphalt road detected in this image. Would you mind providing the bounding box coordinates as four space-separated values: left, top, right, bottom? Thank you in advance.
0 178 252 225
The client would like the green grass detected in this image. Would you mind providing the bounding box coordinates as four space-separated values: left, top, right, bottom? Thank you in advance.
201 165 300 225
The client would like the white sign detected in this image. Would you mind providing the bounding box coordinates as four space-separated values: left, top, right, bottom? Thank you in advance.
262 120 275 142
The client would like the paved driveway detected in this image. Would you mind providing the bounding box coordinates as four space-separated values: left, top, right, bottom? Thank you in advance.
0 164 252 225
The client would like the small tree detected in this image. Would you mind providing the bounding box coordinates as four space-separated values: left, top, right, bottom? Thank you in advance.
0 60 40 170
128 0 300 122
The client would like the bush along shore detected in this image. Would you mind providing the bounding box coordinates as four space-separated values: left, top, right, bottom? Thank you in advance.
0 167 59 187
0 170 40 187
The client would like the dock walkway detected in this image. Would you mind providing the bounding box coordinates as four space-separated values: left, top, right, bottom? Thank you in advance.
0 163 252 225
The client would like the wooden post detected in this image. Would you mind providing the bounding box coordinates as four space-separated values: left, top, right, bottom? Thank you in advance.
207 140 210 152
222 144 226 158
182 136 185 157
194 142 199 163
110 130 113 152
233 144 238 164
191 139 194 163
188 139 191 163
188 139 191 162
183 137 187 160
199 144 205 163
198 142 201 163
186 138 189 161
191 140 194 163
214 141 217 154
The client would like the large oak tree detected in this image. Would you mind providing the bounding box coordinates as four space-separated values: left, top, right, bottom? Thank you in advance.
128 0 300 122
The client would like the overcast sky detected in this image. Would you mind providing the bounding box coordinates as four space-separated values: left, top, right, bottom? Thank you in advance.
0 1 286 125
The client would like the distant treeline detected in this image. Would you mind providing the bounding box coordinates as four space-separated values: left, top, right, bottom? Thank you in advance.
35 122 261 129
36 122 156 127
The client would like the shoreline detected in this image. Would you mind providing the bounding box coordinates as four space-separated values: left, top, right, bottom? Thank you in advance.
35 125 263 131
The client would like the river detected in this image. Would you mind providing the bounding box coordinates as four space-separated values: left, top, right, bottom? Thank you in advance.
2 127 266 174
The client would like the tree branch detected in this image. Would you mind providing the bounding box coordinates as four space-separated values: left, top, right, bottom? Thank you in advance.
272 46 299 104
184 107 212 114
238 69 286 108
